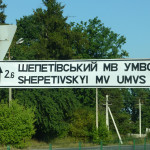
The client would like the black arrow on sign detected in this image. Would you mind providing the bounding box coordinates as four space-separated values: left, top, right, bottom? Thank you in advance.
0 67 3 83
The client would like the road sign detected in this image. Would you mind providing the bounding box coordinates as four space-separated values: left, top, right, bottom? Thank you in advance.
0 25 17 60
0 59 150 88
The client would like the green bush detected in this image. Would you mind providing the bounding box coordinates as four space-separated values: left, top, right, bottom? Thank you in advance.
0 100 36 148
69 108 111 143
92 115 112 144
69 107 95 141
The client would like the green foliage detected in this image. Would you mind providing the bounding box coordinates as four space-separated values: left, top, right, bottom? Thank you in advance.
0 0 6 24
147 132 150 138
14 89 79 140
0 100 35 148
13 0 76 60
92 114 111 143
69 108 111 143
141 89 150 132
69 107 95 140
98 88 133 135
70 17 130 137
122 88 150 133
73 88 97 107
10 0 86 141
115 112 133 135
71 17 128 59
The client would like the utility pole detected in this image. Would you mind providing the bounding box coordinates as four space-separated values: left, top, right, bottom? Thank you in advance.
139 99 142 137
137 99 142 138
96 88 98 129
8 38 24 107
103 95 111 130
9 47 12 106
106 95 109 130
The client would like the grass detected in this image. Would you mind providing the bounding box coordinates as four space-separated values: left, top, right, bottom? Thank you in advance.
28 136 149 149
27 137 99 149
0 136 149 149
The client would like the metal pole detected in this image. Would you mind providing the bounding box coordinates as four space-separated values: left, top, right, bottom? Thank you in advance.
7 145 10 150
8 38 24 106
100 141 103 150
49 144 52 150
9 49 12 106
144 138 146 150
79 142 81 150
96 88 98 129
119 140 121 150
8 38 24 107
9 88 12 106
139 99 141 137
106 95 109 130
133 139 135 150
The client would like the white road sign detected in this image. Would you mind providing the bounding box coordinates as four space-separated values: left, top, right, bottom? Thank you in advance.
0 25 17 60
0 59 150 88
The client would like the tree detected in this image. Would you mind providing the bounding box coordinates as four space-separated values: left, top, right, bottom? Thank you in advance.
35 0 73 59
142 91 150 132
71 17 128 59
69 107 95 140
73 88 97 107
10 0 83 141
15 89 79 140
122 88 150 133
70 18 132 135
0 0 6 24
69 107 111 142
13 0 78 60
9 0 139 141
98 88 133 135
0 100 35 148
92 113 111 144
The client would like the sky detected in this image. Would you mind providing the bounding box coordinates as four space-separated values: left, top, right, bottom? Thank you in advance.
5 0 150 59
